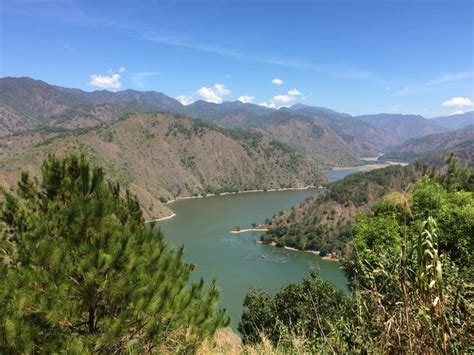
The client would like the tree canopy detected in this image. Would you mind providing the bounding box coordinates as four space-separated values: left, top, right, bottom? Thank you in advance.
0 154 228 353
240 157 473 353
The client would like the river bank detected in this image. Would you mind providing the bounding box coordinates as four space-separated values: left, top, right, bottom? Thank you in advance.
326 160 408 172
256 240 339 261
164 185 322 205
230 228 269 234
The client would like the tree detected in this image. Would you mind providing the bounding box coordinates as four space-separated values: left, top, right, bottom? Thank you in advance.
242 168 473 353
239 274 351 349
0 154 228 353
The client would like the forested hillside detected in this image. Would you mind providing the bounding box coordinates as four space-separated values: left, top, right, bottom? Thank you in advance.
261 164 422 255
240 158 473 353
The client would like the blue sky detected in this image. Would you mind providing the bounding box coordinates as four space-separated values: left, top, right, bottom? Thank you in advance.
1 0 473 117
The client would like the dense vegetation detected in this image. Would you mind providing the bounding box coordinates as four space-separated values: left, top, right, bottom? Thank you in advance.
0 155 227 353
240 157 473 353
262 164 420 256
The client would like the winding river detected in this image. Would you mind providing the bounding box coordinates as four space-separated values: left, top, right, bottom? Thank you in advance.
159 188 347 328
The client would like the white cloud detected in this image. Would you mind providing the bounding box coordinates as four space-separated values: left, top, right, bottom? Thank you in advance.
259 101 276 109
238 95 255 104
443 97 473 107
90 73 122 90
89 67 125 91
449 110 464 116
195 83 230 103
259 89 302 108
272 78 283 85
287 89 301 96
426 72 473 86
177 95 194 105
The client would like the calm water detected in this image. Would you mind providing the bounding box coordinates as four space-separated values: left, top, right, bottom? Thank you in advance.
324 162 407 182
159 189 348 328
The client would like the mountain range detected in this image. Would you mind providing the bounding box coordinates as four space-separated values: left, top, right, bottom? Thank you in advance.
381 125 474 164
1 76 473 219
3 77 472 164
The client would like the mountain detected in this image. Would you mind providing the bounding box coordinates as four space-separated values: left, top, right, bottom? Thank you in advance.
0 77 378 167
0 77 85 135
249 110 376 167
58 86 185 113
289 105 399 149
355 113 447 143
0 112 326 219
0 77 164 136
431 111 474 130
381 125 474 165
182 100 274 127
3 76 466 168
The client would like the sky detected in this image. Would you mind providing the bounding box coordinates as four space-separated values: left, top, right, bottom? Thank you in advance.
1 0 473 117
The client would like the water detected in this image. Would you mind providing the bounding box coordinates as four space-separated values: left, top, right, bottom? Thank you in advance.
158 189 348 329
324 162 406 182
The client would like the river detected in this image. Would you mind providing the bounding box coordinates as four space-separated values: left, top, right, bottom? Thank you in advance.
158 188 346 328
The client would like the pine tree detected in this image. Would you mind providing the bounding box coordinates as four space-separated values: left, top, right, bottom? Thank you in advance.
0 154 228 353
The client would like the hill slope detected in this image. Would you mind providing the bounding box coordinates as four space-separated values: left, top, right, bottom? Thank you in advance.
0 112 326 219
261 164 421 255
288 105 398 149
355 113 447 143
431 111 474 130
250 111 374 167
381 125 474 164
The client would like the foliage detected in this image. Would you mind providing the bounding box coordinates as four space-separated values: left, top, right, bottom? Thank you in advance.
239 274 351 351
0 154 228 353
260 164 420 256
242 158 473 353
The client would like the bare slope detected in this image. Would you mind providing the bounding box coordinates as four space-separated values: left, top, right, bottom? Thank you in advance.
381 125 474 164
0 112 326 219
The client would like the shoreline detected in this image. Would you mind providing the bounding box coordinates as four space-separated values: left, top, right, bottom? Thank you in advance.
230 228 269 234
150 185 322 223
164 185 322 205
257 241 339 261
326 161 407 172
145 213 176 223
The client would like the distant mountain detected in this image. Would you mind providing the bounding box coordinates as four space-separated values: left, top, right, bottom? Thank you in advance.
289 105 399 149
0 77 85 135
0 77 163 135
355 113 447 143
431 111 474 130
58 86 185 113
0 112 326 219
381 125 474 165
3 76 469 168
0 77 380 166
249 110 377 166
182 100 273 127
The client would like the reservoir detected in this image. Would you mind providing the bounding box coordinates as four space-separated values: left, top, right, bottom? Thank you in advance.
159 188 347 328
